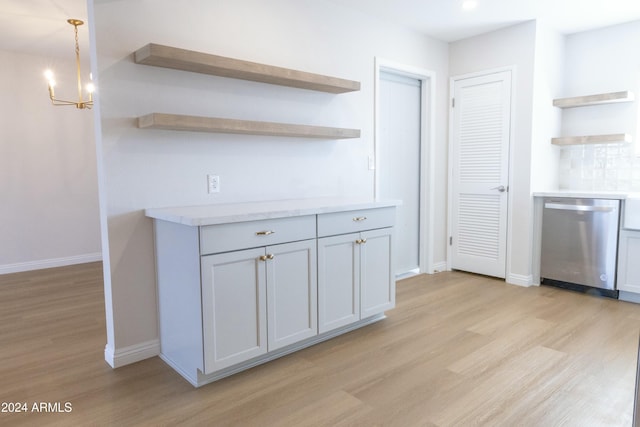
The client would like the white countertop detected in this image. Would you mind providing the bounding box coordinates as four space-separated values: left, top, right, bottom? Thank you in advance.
532 191 631 200
145 197 401 226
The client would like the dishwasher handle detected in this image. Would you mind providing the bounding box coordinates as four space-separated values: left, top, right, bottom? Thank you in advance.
544 202 615 213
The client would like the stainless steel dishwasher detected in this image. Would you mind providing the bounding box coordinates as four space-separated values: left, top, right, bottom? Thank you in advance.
540 197 620 297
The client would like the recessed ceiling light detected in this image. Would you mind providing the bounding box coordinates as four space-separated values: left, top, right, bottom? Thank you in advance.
462 0 478 11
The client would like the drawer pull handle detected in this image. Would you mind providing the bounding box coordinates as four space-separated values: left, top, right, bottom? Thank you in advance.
353 217 367 222
256 230 275 236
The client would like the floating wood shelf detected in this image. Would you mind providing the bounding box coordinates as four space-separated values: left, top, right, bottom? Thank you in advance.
138 113 361 139
134 43 361 94
553 91 634 108
551 133 632 146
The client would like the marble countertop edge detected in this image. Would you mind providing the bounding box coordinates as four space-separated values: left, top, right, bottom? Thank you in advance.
532 191 637 200
145 197 402 226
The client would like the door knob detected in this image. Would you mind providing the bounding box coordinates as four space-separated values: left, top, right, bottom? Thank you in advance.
491 185 507 193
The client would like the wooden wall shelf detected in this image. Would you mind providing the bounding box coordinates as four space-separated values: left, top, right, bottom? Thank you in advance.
553 91 634 108
551 133 632 146
138 113 361 139
134 43 361 94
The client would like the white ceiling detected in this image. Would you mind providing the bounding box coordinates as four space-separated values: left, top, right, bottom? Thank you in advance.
0 0 89 58
2 0 640 59
331 0 640 42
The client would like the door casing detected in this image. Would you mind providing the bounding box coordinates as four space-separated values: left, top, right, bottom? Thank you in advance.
374 57 436 276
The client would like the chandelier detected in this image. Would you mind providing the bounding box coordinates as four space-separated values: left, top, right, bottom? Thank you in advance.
44 19 94 109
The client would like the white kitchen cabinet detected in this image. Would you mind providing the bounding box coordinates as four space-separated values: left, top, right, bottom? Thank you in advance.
201 248 268 373
201 239 317 372
317 233 360 333
618 229 640 294
266 239 317 351
147 198 397 387
317 208 395 334
360 228 395 318
617 198 640 302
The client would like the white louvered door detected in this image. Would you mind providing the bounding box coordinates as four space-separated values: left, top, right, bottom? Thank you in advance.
450 71 511 278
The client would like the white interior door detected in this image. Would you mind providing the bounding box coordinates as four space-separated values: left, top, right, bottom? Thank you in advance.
378 71 421 275
450 71 512 278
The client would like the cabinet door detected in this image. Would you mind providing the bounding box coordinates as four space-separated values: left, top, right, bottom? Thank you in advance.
317 233 360 333
266 239 318 351
201 248 267 373
360 228 395 318
618 230 640 293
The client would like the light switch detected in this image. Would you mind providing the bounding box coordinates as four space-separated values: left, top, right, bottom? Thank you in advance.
368 155 375 170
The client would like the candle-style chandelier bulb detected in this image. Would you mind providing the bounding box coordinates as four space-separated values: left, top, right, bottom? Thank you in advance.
45 19 94 109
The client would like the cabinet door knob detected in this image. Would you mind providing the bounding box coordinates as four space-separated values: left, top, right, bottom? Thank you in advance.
353 216 367 222
361 238 367 244
256 230 275 236
259 255 268 261
266 254 275 260
355 239 363 244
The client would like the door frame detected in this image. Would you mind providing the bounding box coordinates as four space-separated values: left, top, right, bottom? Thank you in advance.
374 57 436 276
447 66 517 278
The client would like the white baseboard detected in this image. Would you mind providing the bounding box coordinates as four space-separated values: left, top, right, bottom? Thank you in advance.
432 261 447 273
619 291 640 304
396 261 448 279
396 268 421 280
104 339 160 368
507 273 534 287
0 252 102 275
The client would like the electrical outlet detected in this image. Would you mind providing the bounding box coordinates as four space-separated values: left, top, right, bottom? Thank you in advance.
207 174 220 193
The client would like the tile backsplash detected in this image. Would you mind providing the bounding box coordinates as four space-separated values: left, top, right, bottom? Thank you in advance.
559 143 640 191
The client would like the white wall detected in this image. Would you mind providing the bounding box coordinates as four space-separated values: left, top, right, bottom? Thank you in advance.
91 0 449 362
530 23 564 193
0 49 101 274
449 21 538 285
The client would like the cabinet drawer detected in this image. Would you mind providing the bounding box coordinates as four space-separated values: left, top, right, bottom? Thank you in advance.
200 215 316 255
317 207 395 237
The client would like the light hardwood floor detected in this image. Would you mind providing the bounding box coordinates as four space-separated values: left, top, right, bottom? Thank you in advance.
1 262 639 426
